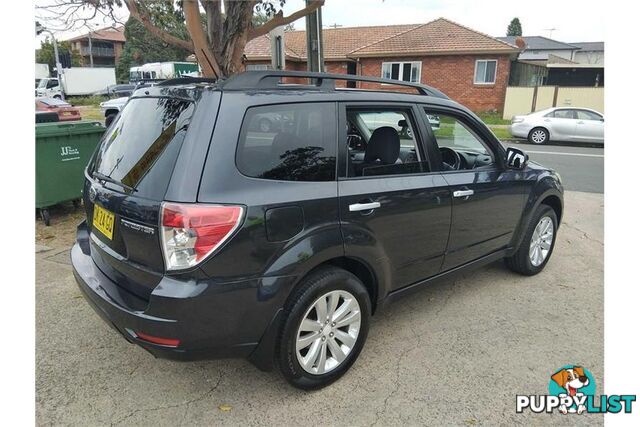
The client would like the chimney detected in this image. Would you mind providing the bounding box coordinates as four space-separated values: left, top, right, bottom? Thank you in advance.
515 37 526 49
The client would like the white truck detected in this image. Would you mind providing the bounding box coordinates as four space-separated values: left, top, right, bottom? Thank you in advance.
36 67 116 98
129 62 200 81
35 63 49 87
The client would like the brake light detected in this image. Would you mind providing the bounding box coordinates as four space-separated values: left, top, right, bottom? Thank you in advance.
160 203 244 270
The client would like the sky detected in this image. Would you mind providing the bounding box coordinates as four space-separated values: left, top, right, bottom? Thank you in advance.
34 0 605 48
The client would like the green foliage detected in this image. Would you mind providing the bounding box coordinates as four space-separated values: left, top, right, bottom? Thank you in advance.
507 18 523 36
35 39 81 72
116 1 191 82
69 95 108 106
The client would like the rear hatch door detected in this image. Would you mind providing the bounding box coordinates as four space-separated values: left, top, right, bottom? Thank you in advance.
83 95 201 301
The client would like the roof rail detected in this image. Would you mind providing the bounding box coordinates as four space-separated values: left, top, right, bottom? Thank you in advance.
156 76 218 86
220 71 449 99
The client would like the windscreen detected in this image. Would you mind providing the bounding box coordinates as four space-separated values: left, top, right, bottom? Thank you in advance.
90 97 195 199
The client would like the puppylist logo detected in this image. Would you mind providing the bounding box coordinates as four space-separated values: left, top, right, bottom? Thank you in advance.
516 365 636 415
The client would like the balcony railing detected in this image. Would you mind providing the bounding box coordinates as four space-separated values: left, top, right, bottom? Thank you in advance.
80 46 115 57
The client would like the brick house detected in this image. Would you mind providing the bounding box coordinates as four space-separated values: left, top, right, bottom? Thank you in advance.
67 26 126 67
243 18 520 112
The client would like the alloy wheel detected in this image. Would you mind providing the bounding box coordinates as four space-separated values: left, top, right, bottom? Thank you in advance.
295 290 361 375
531 129 547 144
529 216 554 267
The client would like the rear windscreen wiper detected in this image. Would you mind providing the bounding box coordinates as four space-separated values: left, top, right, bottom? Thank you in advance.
92 171 137 193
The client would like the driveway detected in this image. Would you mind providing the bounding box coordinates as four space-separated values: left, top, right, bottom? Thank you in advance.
36 191 603 426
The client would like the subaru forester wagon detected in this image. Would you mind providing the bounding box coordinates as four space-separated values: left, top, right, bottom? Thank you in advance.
72 71 563 389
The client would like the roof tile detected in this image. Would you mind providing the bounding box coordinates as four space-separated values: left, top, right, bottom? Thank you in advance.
244 18 517 60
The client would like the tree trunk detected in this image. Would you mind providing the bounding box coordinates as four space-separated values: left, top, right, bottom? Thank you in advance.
183 0 222 78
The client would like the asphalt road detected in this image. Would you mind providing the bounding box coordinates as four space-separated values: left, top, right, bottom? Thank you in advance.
504 141 604 193
36 191 604 426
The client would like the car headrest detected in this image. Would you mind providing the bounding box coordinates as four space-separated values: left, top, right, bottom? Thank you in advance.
364 126 400 165
398 119 408 128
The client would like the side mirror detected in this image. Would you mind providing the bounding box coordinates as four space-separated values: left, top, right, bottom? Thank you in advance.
506 147 529 170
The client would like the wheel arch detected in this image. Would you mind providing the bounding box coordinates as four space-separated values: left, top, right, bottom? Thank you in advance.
510 178 563 253
285 256 380 315
540 194 563 224
529 126 550 142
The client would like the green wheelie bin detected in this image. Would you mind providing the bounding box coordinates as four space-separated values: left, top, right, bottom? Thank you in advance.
35 121 106 225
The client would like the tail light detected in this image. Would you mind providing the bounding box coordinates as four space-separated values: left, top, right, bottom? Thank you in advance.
160 203 244 271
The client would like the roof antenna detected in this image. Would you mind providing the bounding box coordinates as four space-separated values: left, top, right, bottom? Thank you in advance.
543 28 557 38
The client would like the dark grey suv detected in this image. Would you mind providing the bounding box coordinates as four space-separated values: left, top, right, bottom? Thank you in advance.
72 71 563 389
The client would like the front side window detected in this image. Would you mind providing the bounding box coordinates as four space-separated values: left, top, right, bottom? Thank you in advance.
47 79 59 88
424 109 495 171
474 60 497 84
345 108 429 177
381 62 421 83
236 103 336 181
554 109 576 119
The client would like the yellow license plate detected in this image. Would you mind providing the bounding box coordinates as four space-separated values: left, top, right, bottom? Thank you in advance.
93 204 115 240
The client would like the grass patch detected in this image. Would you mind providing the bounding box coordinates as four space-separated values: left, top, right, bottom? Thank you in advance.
487 126 512 140
77 106 104 122
68 95 108 107
475 111 510 125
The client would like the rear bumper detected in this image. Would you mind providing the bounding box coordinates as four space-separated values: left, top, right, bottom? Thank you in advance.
509 123 531 139
71 221 293 364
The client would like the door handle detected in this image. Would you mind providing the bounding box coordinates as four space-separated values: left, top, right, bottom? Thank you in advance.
577 121 584 124
349 202 381 212
453 189 474 198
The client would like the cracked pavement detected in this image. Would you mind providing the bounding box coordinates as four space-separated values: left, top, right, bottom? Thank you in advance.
36 191 603 426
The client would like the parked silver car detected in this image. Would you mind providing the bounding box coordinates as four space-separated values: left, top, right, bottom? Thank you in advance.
510 107 604 144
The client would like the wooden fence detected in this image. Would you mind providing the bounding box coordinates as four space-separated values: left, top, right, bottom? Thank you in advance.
503 86 604 119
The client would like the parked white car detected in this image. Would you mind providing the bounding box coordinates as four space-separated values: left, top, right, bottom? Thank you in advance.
100 96 128 127
510 107 604 144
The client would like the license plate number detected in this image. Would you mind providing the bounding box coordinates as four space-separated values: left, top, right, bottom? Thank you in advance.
93 204 115 240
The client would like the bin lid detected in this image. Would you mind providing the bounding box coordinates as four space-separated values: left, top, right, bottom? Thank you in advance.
36 120 105 138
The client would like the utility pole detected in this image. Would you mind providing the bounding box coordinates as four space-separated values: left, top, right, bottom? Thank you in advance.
88 30 94 67
305 0 324 73
36 22 65 101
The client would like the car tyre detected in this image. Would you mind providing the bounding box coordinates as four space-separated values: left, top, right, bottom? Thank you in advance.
505 204 558 276
276 266 371 390
528 127 549 145
105 113 117 128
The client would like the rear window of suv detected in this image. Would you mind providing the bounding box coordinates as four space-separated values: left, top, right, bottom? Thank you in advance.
90 97 195 199
236 103 337 181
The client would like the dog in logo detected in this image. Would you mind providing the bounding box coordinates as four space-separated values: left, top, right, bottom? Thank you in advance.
551 366 590 414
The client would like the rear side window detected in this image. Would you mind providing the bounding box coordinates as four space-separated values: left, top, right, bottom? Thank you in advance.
236 103 337 181
91 97 195 199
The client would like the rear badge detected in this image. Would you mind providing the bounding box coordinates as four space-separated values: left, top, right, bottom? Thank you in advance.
120 219 155 235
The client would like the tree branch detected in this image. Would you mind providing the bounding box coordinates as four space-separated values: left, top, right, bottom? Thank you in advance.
183 0 222 78
124 0 193 52
248 0 324 40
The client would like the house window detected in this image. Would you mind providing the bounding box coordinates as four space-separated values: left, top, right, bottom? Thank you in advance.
246 64 272 71
381 62 421 83
474 60 497 84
